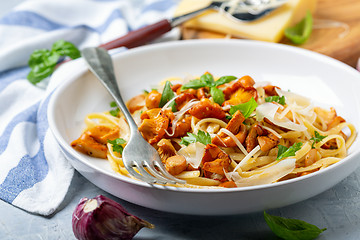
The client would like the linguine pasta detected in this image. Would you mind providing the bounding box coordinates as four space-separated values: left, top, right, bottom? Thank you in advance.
71 74 356 188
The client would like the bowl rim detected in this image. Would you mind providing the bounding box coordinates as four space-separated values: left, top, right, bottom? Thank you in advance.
47 39 360 193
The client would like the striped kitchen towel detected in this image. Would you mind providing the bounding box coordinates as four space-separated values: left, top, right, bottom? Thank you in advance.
0 0 179 215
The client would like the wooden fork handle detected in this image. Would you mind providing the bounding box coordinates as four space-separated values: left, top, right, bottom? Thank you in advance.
99 19 172 50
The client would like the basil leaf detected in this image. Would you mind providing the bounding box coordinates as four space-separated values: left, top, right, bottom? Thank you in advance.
229 97 258 118
181 74 237 90
27 39 81 85
264 211 326 240
310 131 327 148
214 75 237 87
180 130 211 146
265 95 286 105
27 64 57 85
52 40 81 59
159 81 177 112
28 49 58 68
210 87 225 105
108 138 126 154
285 11 313 45
27 49 60 84
277 142 303 160
181 73 215 90
200 73 215 87
181 79 208 90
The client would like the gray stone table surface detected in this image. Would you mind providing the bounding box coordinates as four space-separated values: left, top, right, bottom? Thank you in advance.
1 169 360 240
1 1 360 239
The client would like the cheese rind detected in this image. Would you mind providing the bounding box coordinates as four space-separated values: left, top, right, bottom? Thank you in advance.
175 0 317 42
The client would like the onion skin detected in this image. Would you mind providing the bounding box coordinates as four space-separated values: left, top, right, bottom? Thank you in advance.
72 195 154 240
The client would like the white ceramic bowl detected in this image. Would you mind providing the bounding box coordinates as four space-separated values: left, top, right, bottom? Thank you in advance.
48 39 360 215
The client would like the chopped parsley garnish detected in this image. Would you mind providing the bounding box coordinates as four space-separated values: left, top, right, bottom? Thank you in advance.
27 40 81 84
109 101 120 117
180 130 211 146
181 73 237 105
159 81 177 112
264 211 326 240
276 142 303 160
229 97 258 119
310 131 327 148
265 95 286 105
108 138 126 154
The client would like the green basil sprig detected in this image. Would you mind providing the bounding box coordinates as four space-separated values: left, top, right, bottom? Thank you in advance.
181 73 237 105
27 40 81 84
264 211 326 240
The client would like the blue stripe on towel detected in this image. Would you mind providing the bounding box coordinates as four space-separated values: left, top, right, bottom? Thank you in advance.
141 0 177 13
0 93 51 203
0 102 39 155
0 67 29 94
0 150 49 202
0 0 176 33
0 9 127 34
0 11 64 31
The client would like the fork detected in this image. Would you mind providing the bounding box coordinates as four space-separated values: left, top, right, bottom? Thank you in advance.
81 47 186 185
100 0 287 50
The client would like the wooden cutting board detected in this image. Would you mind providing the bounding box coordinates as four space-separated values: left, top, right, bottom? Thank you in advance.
181 0 360 68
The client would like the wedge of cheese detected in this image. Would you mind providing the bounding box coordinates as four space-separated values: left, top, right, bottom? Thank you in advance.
175 0 317 42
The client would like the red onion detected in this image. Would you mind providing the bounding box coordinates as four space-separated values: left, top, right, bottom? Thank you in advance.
72 195 154 240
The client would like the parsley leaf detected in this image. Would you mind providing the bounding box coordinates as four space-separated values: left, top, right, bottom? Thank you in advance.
196 130 212 145
108 138 126 154
265 95 286 105
310 131 327 148
27 40 81 84
264 211 326 240
109 101 120 117
159 81 177 112
277 142 303 160
180 130 211 146
284 10 313 45
229 97 258 118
